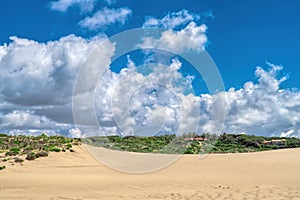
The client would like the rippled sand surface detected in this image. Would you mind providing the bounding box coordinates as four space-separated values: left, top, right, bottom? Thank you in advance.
1 146 300 200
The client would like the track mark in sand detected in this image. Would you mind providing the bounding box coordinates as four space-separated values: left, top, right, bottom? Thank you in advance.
277 190 300 200
51 165 100 168
223 193 233 200
142 186 300 200
189 191 201 198
147 192 197 200
207 192 222 200
49 197 82 200
147 193 168 199
170 192 183 200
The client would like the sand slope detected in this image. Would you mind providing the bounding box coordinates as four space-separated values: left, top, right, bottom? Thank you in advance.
1 146 300 200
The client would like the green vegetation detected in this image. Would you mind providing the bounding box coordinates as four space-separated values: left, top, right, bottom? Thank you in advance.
0 132 299 171
0 134 81 167
84 133 216 154
85 134 192 154
49 147 61 152
210 133 299 153
85 133 300 154
66 143 72 149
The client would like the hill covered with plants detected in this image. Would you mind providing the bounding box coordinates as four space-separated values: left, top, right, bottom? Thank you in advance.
84 133 300 154
0 133 81 170
1 132 300 170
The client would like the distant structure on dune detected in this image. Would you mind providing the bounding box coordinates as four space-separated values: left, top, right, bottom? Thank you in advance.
263 139 287 146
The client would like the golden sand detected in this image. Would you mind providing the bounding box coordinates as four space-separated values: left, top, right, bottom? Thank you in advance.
1 146 300 200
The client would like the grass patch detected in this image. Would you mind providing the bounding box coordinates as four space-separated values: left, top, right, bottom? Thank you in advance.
49 147 61 152
10 147 20 153
66 143 72 149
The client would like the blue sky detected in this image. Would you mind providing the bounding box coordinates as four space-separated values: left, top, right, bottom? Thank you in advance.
0 0 300 137
1 0 299 91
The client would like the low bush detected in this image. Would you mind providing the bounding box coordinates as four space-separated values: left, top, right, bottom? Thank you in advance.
36 151 48 157
49 147 61 152
66 143 72 149
14 157 24 163
5 151 15 156
26 152 36 161
10 147 20 153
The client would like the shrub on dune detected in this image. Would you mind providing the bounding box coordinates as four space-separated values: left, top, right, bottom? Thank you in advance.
35 151 48 157
49 147 61 152
26 152 36 161
14 157 24 163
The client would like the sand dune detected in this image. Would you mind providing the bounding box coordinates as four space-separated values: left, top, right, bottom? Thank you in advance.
1 146 300 200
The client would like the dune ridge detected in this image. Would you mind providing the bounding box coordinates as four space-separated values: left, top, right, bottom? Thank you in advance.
1 145 300 200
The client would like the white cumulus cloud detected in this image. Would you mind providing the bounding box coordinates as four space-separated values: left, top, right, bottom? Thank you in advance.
143 9 201 29
1 17 300 139
198 63 300 138
139 22 207 52
141 10 208 52
78 7 132 30
49 0 99 13
0 34 115 134
0 110 58 129
68 127 82 138
94 57 200 137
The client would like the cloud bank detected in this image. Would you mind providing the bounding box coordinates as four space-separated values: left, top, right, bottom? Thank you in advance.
0 34 114 136
93 58 200 137
1 9 299 138
198 63 300 138
1 34 300 138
